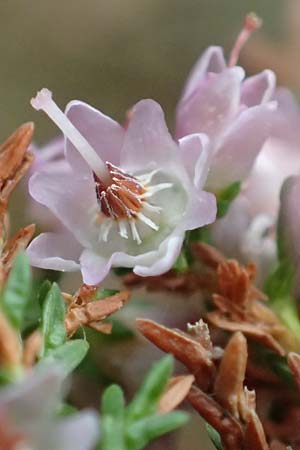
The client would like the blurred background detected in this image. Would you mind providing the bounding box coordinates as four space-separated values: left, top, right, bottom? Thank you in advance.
2 0 298 448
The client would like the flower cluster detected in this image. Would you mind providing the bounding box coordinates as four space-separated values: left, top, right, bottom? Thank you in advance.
2 9 300 450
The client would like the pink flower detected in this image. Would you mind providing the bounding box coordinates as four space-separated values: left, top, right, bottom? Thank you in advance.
27 89 216 285
0 367 99 450
176 15 277 191
244 88 300 217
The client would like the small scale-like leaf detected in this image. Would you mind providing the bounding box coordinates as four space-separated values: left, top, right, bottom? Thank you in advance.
1 252 31 329
41 282 66 356
216 181 241 218
126 355 173 421
126 411 188 450
38 339 89 375
101 385 125 450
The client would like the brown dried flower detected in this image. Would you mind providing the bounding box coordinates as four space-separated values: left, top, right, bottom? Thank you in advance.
137 318 270 450
63 284 130 336
0 123 35 283
206 260 290 355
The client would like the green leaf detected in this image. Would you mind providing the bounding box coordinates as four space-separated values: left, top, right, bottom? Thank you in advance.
265 261 300 336
97 289 119 299
100 385 126 450
41 283 66 356
37 280 52 307
126 412 188 450
1 252 31 329
205 423 224 450
173 251 189 273
38 339 89 375
126 355 173 421
216 181 241 218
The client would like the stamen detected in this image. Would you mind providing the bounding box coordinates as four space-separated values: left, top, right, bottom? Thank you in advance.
137 212 159 231
142 182 173 198
136 169 159 185
31 89 111 184
143 202 162 214
118 221 128 239
228 13 262 67
99 220 113 242
130 220 142 245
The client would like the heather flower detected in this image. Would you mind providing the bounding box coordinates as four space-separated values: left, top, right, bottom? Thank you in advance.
27 89 216 284
176 14 277 191
211 196 276 284
0 367 99 450
211 89 300 282
244 88 300 217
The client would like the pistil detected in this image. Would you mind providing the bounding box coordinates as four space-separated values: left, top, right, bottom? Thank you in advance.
31 89 111 184
228 13 262 68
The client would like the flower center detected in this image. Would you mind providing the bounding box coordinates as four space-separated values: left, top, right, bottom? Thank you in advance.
31 89 173 245
95 165 173 245
94 162 145 220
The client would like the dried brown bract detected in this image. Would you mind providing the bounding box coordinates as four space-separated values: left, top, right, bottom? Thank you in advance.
63 284 130 336
0 123 35 283
206 260 288 355
158 374 195 414
137 318 270 450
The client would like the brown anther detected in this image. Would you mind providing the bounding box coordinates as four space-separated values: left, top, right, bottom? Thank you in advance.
95 162 145 220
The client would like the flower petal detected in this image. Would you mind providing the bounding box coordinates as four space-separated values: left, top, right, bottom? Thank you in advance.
181 46 226 102
184 190 216 230
208 101 277 190
27 232 82 271
241 70 276 107
176 67 245 142
120 99 179 173
29 170 97 246
133 235 184 277
65 100 125 173
178 133 211 189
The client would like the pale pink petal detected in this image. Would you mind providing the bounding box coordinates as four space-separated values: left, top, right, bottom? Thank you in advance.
176 67 245 141
120 99 179 173
133 235 184 277
29 171 98 246
178 133 211 189
184 190 216 230
80 249 113 285
208 101 277 190
27 232 82 271
65 100 125 173
181 46 226 102
241 70 276 107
